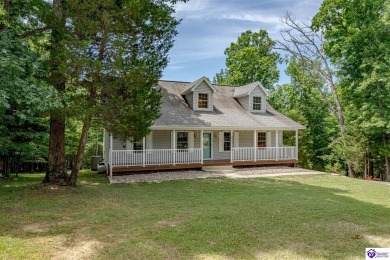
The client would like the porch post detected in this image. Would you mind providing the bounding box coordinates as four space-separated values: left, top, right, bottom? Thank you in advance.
230 130 233 163
253 130 257 162
200 130 204 164
295 129 298 160
109 133 113 177
173 130 176 166
276 130 279 161
142 136 146 167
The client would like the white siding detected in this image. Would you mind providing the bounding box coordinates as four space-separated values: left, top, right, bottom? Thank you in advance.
186 81 214 111
113 138 126 150
153 130 171 149
213 131 231 160
236 86 267 113
238 131 253 147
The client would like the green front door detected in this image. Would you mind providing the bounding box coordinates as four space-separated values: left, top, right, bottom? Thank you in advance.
203 133 212 159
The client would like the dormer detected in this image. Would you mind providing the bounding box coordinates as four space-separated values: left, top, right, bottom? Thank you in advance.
233 82 268 113
181 77 217 111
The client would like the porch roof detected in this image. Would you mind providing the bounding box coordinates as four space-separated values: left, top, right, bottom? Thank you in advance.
153 80 305 130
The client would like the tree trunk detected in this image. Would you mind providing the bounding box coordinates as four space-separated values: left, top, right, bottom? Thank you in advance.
68 116 92 186
43 0 68 185
1 156 11 178
67 27 107 186
44 113 68 184
348 163 355 178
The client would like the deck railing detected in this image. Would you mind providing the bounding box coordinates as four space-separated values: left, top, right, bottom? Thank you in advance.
232 146 297 162
111 148 202 167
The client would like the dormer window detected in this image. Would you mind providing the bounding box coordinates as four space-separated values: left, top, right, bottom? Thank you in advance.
198 93 209 109
181 77 216 112
253 96 262 111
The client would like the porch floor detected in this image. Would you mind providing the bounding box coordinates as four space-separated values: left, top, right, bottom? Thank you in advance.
111 159 297 175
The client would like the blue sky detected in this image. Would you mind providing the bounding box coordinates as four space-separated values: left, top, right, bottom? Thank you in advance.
162 0 324 84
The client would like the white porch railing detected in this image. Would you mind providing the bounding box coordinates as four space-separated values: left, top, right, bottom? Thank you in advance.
232 147 298 162
111 148 202 167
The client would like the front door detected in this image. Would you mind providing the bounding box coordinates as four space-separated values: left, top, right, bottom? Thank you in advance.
203 133 212 159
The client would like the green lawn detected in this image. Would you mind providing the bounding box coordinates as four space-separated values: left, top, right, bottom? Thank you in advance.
0 171 389 259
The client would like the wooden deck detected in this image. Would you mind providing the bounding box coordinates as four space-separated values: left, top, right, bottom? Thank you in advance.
111 159 297 175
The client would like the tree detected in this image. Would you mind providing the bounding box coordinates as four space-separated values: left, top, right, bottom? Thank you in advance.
42 0 187 186
0 2 58 178
214 30 280 88
276 13 357 177
1 0 187 185
312 0 390 180
269 58 336 170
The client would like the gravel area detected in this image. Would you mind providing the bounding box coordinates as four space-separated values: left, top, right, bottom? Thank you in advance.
235 166 320 175
109 166 325 184
109 170 216 184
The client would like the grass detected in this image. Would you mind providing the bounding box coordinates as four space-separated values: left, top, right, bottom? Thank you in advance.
0 171 389 259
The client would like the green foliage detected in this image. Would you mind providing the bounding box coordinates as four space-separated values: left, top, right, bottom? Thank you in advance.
62 0 184 140
1 173 390 258
214 30 280 88
269 58 337 170
0 29 59 170
312 0 390 178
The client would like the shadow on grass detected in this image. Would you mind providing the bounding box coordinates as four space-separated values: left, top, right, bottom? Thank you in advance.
0 173 389 259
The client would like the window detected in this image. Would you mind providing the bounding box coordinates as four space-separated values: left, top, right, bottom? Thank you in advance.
253 96 262 111
224 132 231 151
257 132 266 148
177 132 188 149
198 93 208 109
133 141 143 151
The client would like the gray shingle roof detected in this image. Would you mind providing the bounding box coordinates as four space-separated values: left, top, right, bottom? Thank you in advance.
233 81 268 98
152 80 305 130
181 76 216 95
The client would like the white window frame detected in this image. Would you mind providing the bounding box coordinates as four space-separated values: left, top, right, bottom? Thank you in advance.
252 96 262 111
219 131 232 152
177 132 189 149
257 132 266 148
197 93 209 109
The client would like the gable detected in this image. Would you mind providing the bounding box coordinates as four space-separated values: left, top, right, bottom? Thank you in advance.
182 77 215 111
233 82 268 98
181 76 216 95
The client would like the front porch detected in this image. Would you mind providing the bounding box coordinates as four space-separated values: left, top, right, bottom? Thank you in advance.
105 129 299 176
111 157 297 175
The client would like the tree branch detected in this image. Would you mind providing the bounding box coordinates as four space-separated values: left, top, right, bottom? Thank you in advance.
19 26 49 38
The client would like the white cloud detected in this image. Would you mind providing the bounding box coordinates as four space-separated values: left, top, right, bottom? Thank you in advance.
222 13 281 24
164 0 324 82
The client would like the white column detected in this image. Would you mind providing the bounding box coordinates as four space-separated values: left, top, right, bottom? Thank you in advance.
200 130 204 164
173 130 176 165
109 133 113 177
142 136 146 167
230 130 233 163
276 130 279 161
295 129 299 160
253 130 257 162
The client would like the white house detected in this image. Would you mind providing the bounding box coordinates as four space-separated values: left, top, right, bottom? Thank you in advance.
103 77 304 176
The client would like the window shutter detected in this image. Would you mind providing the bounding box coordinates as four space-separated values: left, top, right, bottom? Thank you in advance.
188 132 194 149
266 132 271 147
219 132 224 152
146 133 153 150
234 132 239 148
